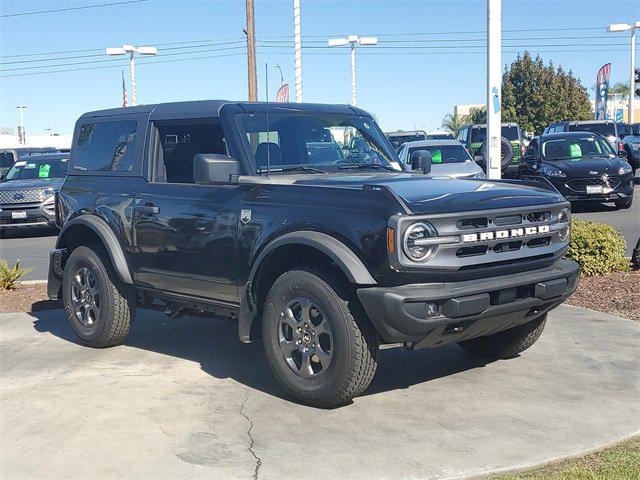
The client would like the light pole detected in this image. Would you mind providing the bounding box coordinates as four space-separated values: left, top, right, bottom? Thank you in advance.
293 0 303 102
16 106 26 145
607 21 640 123
328 35 378 106
486 0 502 180
106 44 158 106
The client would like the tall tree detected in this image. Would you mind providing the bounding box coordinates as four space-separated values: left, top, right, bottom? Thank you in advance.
441 112 467 135
501 52 592 134
467 106 487 124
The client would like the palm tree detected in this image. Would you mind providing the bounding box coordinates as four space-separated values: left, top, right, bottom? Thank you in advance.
441 113 468 136
609 81 630 101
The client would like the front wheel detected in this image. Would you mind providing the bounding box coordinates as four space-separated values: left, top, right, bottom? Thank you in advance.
458 314 547 360
262 268 379 408
62 245 135 348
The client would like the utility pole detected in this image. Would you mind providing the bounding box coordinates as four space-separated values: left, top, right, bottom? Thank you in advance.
486 0 502 180
16 106 26 145
607 21 640 123
106 45 157 106
328 35 378 106
293 0 303 102
246 0 257 102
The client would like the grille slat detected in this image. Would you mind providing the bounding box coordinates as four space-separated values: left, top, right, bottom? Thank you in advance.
0 189 46 204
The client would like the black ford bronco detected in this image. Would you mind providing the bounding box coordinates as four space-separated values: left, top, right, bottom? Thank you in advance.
48 100 579 408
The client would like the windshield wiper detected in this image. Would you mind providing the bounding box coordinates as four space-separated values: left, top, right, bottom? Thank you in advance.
257 165 328 174
338 162 397 172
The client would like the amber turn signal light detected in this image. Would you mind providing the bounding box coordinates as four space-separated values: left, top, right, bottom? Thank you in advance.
387 227 395 254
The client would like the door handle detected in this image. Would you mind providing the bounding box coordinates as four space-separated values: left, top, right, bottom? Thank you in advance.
135 204 160 215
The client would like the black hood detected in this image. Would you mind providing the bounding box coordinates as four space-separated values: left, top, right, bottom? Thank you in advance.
293 173 565 214
541 156 627 177
0 177 64 191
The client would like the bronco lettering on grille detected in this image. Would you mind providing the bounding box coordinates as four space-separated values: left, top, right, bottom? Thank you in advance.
461 225 550 243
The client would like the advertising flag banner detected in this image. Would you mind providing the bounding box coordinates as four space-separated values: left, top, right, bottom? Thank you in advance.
276 84 289 102
595 63 611 120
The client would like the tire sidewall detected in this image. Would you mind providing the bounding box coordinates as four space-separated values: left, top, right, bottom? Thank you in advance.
62 246 115 344
262 270 355 402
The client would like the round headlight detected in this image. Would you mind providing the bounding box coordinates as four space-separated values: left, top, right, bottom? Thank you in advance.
403 222 437 262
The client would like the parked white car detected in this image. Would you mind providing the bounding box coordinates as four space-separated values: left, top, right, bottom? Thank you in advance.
397 140 486 179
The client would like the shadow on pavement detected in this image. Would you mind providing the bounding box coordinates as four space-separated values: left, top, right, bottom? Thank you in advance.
29 308 490 404
570 201 620 213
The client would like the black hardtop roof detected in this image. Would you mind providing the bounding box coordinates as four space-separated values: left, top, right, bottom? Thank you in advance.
78 100 369 120
549 119 616 125
16 152 70 161
462 122 521 128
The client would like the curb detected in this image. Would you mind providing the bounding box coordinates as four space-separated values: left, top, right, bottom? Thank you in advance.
21 280 47 285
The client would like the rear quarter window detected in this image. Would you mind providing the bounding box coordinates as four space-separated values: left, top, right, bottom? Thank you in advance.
73 120 138 173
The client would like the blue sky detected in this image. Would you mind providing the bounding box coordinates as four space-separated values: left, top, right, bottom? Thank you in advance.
1 0 639 135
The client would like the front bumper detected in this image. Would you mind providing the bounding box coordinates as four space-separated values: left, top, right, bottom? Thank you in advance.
0 200 56 229
357 259 579 349
549 175 635 202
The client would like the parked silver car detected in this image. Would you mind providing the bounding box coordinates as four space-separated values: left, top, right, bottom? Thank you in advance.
397 140 486 179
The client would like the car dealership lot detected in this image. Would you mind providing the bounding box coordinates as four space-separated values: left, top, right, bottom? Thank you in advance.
1 186 637 282
1 305 638 480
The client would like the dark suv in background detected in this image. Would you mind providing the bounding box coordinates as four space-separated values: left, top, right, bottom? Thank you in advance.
47 100 578 407
543 120 623 152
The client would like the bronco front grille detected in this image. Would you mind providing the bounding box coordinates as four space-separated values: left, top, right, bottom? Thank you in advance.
0 189 46 204
565 176 621 193
390 202 570 271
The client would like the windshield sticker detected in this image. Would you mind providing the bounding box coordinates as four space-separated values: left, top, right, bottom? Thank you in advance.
25 163 36 169
569 144 582 158
431 150 443 163
38 164 51 178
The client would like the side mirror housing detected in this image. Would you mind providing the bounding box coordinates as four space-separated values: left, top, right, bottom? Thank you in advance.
410 150 432 174
193 154 239 184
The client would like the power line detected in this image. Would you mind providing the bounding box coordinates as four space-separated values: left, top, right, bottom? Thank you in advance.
0 0 150 18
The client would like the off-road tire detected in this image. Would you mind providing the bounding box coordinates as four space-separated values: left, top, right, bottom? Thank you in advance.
614 196 633 210
480 137 514 171
262 267 379 408
62 245 135 348
458 314 547 360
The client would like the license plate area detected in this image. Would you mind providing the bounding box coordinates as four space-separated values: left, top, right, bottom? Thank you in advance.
11 211 27 220
586 185 604 194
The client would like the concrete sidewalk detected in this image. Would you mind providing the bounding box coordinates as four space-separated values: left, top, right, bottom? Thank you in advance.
1 305 638 480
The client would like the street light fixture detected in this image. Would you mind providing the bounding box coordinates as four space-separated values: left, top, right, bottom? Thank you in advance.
328 35 378 106
105 44 158 106
607 21 640 123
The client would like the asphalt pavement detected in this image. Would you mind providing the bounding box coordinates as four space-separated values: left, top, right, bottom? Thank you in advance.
1 305 638 479
1 186 638 280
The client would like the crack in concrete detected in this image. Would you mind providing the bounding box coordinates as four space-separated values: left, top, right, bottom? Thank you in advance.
239 389 262 480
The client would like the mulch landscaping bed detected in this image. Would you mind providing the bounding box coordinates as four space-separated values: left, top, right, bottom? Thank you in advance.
1 271 638 321
0 283 60 313
566 270 640 322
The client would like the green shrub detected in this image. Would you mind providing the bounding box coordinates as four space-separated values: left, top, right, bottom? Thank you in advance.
565 219 631 276
0 259 32 290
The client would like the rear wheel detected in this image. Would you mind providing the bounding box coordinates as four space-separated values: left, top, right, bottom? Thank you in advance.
62 245 135 348
262 267 379 408
458 314 547 360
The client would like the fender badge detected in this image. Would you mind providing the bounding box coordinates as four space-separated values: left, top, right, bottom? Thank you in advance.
240 209 252 224
589 170 598 175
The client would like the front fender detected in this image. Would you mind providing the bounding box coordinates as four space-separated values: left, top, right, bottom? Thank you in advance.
238 230 377 342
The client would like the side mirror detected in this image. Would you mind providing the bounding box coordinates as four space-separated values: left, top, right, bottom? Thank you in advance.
618 149 627 158
193 154 239 184
410 150 432 174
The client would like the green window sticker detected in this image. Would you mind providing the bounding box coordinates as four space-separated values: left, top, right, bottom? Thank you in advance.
431 149 443 163
38 163 51 178
569 143 582 158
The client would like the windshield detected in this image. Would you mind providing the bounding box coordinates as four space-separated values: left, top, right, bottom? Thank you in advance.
567 123 616 136
5 157 68 181
541 136 614 160
387 133 427 150
471 126 519 143
237 113 402 173
408 145 471 164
